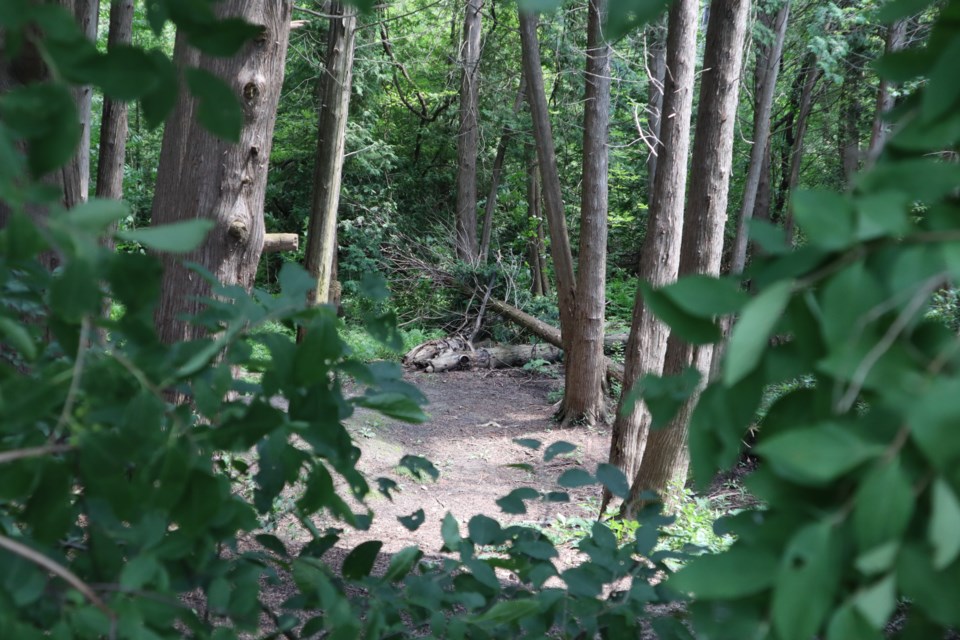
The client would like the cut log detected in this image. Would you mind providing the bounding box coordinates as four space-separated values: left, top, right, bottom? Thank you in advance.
263 233 299 253
422 343 563 373
484 296 625 383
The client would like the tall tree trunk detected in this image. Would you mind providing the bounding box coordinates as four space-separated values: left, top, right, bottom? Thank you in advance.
95 0 134 204
561 0 612 425
303 2 357 321
455 0 483 263
866 19 907 164
604 0 698 509
623 0 751 518
479 75 526 264
59 0 100 210
838 41 865 187
645 17 667 198
153 1 293 345
730 0 789 276
518 10 576 348
526 148 547 297
782 56 820 243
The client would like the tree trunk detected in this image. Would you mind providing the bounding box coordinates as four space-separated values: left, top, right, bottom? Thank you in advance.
729 1 789 276
838 41 865 187
59 0 100 210
604 0 699 508
518 11 576 348
623 0 751 518
866 19 907 164
560 0 612 426
303 2 357 320
645 17 667 197
526 148 546 297
95 0 134 205
782 56 820 243
153 1 293 345
455 0 483 263
479 75 526 265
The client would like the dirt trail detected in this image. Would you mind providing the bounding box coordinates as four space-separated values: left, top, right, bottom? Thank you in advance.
279 367 612 556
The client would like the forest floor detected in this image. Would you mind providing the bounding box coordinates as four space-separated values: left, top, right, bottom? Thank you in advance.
265 365 614 570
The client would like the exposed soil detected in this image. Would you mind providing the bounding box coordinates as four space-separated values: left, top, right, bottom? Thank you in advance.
277 365 611 558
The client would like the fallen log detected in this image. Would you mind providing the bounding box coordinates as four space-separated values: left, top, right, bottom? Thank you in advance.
420 343 563 373
484 296 625 384
263 233 299 253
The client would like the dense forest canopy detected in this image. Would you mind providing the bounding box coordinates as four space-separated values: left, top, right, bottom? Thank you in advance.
1 0 959 637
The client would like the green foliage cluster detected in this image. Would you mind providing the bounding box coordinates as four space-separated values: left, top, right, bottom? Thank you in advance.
2 0 960 639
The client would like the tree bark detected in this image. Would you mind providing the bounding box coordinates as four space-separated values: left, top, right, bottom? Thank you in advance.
526 148 548 297
604 0 699 508
59 0 100 210
645 17 667 197
303 2 357 318
730 1 789 276
95 0 134 205
866 19 907 164
839 41 865 187
518 11 577 348
263 233 299 253
455 0 483 263
560 0 612 426
624 0 751 518
782 56 820 243
479 75 526 265
153 1 293 345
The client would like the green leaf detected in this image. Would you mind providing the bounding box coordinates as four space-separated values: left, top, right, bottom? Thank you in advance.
641 281 722 345
117 219 214 253
878 0 934 21
595 463 629 499
119 554 159 590
855 192 910 240
184 68 243 142
605 0 672 40
354 392 426 423
359 271 391 302
921 37 960 123
0 83 80 176
853 460 914 553
858 159 960 202
0 316 36 361
669 547 778 599
470 599 540 625
495 487 540 514
140 50 178 129
255 534 288 558
185 18 262 57
342 540 382 580
543 440 576 461
855 542 900 576
749 219 790 254
724 279 793 385
63 198 129 232
441 512 461 551
792 189 855 251
853 575 896 630
908 378 960 471
772 522 842 640
78 46 161 100
826 604 882 640
621 367 701 430
928 478 960 570
398 509 425 531
382 546 423 583
660 275 750 318
468 515 503 545
557 468 594 488
756 422 884 485
50 259 101 322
